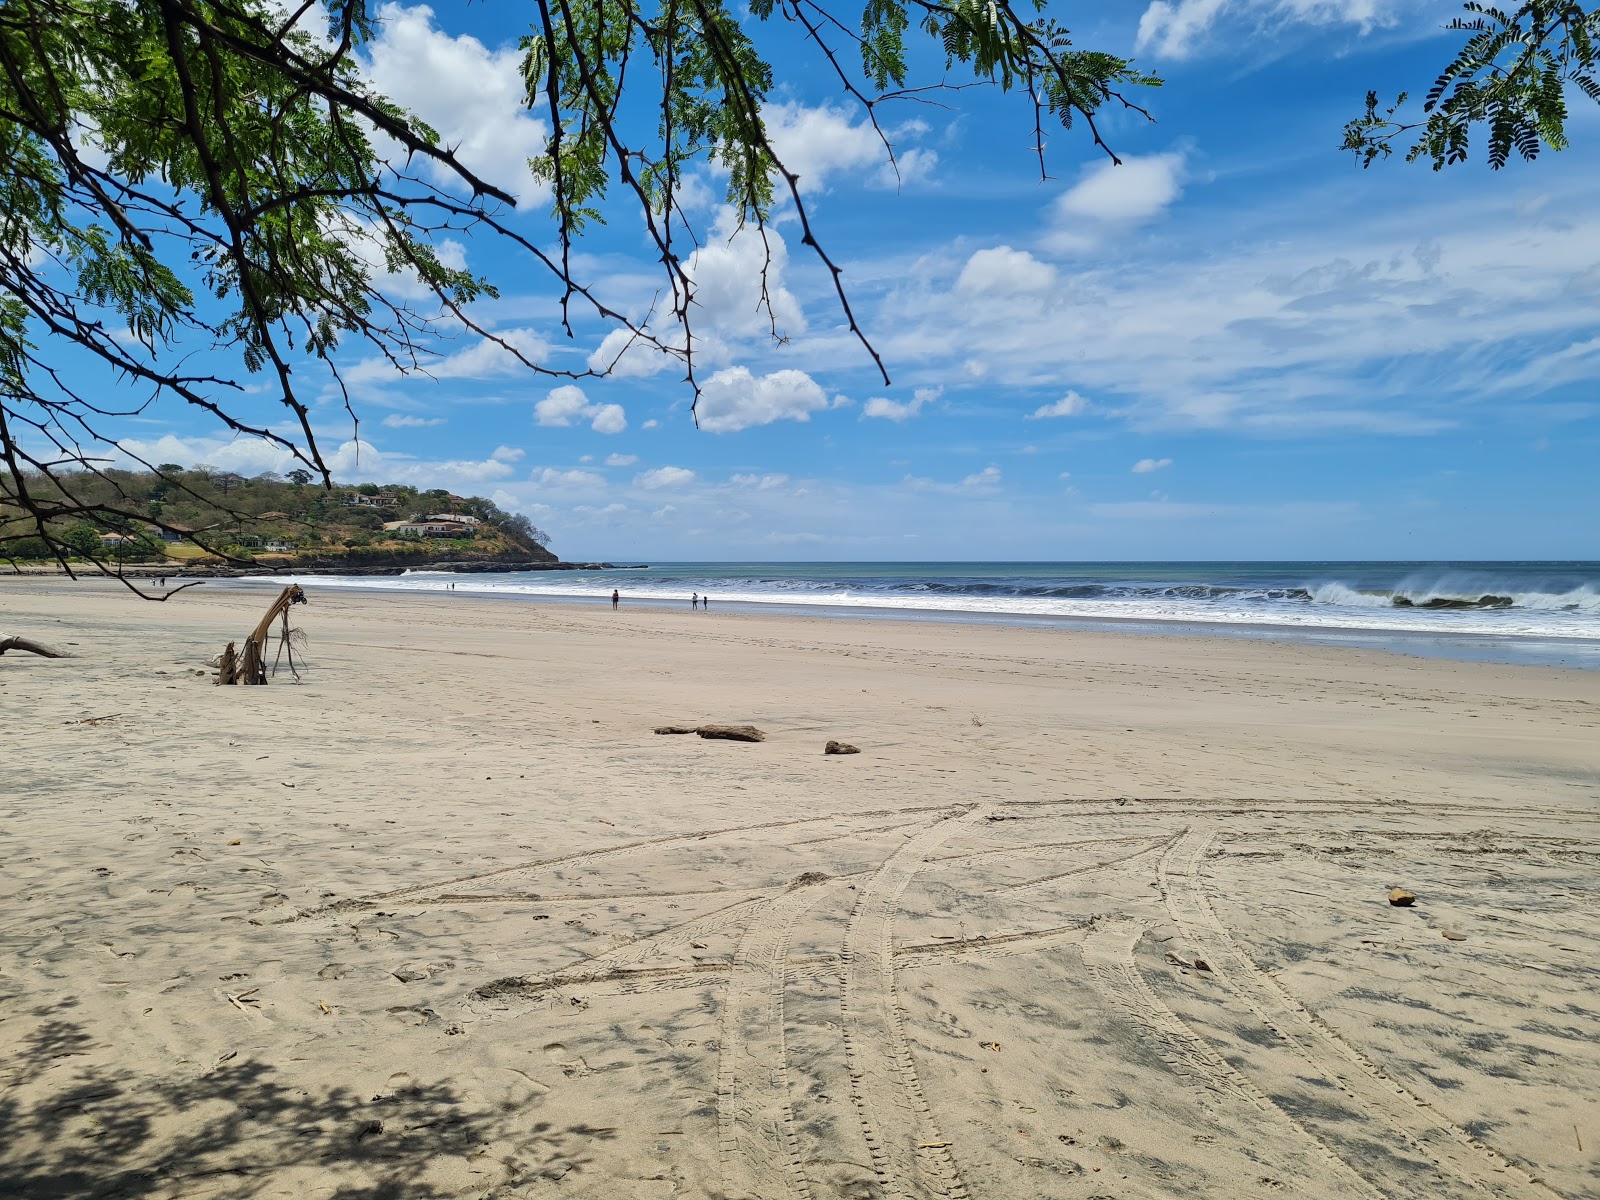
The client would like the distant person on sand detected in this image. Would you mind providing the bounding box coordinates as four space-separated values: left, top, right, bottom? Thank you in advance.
702 593 709 610
692 592 699 610
611 589 620 610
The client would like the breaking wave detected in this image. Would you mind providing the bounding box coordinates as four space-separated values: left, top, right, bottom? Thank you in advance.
245 562 1600 643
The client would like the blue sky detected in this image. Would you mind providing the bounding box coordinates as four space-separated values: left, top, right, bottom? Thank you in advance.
109 0 1600 560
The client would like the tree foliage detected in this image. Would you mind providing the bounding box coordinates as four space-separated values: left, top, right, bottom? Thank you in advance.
0 466 550 563
1345 0 1600 168
0 0 1158 590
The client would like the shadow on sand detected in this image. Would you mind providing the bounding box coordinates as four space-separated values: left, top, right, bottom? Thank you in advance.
0 1009 614 1198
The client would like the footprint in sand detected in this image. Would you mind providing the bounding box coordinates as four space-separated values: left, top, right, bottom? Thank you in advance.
543 1041 592 1078
384 1005 439 1027
370 1071 419 1103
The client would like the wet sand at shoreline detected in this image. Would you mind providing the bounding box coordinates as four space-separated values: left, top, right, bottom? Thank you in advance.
3 578 1597 1198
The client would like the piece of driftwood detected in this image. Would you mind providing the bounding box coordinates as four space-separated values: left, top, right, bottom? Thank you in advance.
216 586 307 685
0 634 68 658
696 724 766 742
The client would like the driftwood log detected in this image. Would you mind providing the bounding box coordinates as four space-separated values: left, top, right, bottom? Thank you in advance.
696 724 766 742
0 634 68 658
655 723 767 741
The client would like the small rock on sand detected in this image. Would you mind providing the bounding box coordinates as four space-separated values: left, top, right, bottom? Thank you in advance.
697 724 766 742
1442 930 1467 941
1388 888 1417 906
825 740 860 755
654 725 697 735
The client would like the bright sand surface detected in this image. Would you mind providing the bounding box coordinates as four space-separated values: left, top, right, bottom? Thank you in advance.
2 578 1598 1200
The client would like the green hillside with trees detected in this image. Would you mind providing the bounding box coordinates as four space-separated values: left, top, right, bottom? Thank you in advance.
1 467 555 569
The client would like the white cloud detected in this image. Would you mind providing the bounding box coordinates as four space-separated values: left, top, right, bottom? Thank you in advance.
535 385 591 427
1054 153 1187 230
572 502 630 519
425 457 519 483
529 466 608 493
865 184 1600 436
684 210 806 340
863 386 942 423
590 403 627 435
330 215 468 303
114 432 524 492
903 464 1003 494
534 385 628 434
762 103 937 193
695 366 830 433
1132 457 1173 473
587 327 677 378
730 472 790 489
1135 0 1231 59
1028 392 1089 419
363 3 550 205
642 419 660 430
1136 0 1391 60
344 327 549 391
490 445 524 463
635 466 697 489
605 453 639 467
428 329 548 378
957 247 1057 296
382 414 447 428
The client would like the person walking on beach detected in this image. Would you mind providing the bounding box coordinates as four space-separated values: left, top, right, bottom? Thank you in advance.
691 592 699 610
611 589 620 610
702 593 709 610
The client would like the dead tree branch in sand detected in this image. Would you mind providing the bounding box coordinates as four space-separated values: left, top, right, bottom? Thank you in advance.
215 585 307 685
0 633 69 658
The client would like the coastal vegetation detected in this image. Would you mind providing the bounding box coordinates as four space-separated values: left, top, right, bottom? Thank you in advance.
0 467 552 569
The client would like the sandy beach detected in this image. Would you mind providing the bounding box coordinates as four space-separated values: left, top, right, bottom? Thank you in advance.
2 577 1596 1200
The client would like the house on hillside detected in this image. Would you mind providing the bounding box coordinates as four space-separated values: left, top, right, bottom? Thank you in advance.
353 492 400 507
100 532 136 548
383 519 473 539
422 512 481 527
142 524 190 543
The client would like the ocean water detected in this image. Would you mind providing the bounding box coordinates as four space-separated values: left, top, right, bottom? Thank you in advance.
248 561 1600 669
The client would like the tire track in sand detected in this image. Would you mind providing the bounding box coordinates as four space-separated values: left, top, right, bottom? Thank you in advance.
716 876 837 1200
1160 828 1563 1200
286 805 958 922
470 894 769 1006
1082 921 1376 1196
840 805 987 1200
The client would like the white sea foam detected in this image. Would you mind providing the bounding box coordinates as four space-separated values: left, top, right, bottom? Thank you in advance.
245 571 1600 642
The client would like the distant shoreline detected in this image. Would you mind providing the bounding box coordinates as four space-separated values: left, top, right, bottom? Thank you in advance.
3 559 649 578
214 570 1600 672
